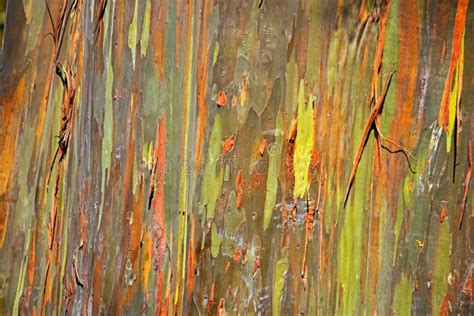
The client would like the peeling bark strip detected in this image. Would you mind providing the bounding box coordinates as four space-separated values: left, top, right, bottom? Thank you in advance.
0 0 473 314
343 68 395 207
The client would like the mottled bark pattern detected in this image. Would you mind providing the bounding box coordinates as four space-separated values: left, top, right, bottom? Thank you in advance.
0 0 472 315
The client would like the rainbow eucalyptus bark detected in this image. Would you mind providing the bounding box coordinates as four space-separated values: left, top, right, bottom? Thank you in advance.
0 0 472 314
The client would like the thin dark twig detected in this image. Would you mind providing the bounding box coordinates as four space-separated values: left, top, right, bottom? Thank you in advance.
56 0 74 60
45 0 56 36
380 144 417 174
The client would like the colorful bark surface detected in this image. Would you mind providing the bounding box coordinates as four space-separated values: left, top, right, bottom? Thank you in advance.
0 0 473 314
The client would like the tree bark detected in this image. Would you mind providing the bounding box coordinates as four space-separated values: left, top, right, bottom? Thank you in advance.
0 0 472 314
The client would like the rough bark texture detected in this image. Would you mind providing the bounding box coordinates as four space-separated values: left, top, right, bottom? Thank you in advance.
0 0 472 314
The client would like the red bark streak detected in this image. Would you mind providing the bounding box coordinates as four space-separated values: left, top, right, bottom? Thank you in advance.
252 249 261 278
370 1 389 103
235 170 243 209
437 0 468 130
153 0 168 81
216 90 228 107
217 298 226 315
186 215 197 298
439 207 446 223
208 281 215 312
258 138 267 157
222 134 235 154
151 116 167 309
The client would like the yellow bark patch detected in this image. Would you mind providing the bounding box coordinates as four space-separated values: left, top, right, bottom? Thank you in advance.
293 80 314 198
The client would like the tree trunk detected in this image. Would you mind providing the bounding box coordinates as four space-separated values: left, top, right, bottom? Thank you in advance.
0 0 472 314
